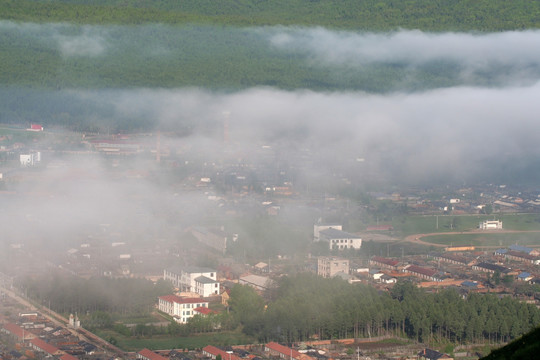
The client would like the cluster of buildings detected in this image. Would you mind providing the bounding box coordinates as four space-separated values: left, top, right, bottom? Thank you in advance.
0 313 99 360
362 243 540 298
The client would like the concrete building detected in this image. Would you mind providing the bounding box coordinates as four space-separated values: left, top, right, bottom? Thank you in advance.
163 266 218 295
479 220 502 230
318 228 362 250
194 275 220 297
317 257 349 278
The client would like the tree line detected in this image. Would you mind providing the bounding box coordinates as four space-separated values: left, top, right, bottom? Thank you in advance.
228 274 540 344
20 272 173 315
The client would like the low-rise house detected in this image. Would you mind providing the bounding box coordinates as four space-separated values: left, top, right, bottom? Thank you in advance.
203 345 240 360
239 274 274 291
380 274 397 284
137 348 168 360
265 342 313 360
509 244 540 256
432 253 474 266
1 323 36 342
370 256 400 270
505 251 540 265
30 338 63 357
472 262 510 274
518 272 533 282
405 265 441 281
418 348 453 360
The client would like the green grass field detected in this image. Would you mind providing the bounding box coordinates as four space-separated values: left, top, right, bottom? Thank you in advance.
96 329 257 351
421 232 540 247
391 214 540 237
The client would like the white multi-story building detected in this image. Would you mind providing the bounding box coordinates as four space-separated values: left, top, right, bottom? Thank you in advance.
318 228 362 250
194 275 220 297
158 295 209 324
163 266 219 296
20 152 41 167
317 257 349 278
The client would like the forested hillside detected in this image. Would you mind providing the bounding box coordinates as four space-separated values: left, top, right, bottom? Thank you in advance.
1 0 540 31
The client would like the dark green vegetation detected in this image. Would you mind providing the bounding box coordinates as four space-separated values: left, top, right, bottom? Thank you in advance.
0 22 517 96
481 325 540 360
2 0 540 31
21 272 173 316
233 274 540 344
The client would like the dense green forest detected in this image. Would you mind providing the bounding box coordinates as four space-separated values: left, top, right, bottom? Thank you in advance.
1 22 504 92
2 0 540 31
229 274 540 344
21 273 173 315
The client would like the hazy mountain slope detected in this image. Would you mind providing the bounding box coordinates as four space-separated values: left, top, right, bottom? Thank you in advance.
1 0 539 31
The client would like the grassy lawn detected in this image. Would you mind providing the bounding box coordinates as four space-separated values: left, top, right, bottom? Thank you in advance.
95 329 257 351
391 214 540 237
420 232 540 247
114 313 165 325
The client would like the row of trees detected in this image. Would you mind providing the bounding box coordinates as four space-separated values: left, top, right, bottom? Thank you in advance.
20 272 173 315
2 0 540 31
228 274 540 344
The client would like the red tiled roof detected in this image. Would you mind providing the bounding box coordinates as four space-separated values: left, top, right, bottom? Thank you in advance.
30 338 60 355
194 307 216 315
159 295 208 304
2 323 35 340
60 354 79 360
203 346 240 360
406 265 437 277
371 256 399 267
138 348 168 360
265 342 302 359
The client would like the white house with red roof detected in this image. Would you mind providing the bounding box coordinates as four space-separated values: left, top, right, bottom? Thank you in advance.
264 342 314 360
158 295 209 323
137 348 168 360
27 124 43 131
203 345 240 360
30 338 64 357
1 323 36 342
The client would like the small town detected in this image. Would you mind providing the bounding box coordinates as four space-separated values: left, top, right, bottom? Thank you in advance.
1 126 540 360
